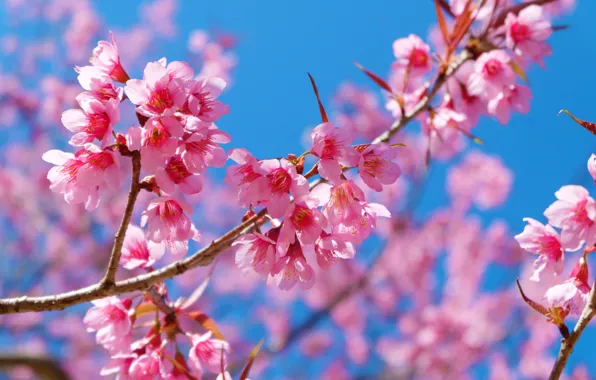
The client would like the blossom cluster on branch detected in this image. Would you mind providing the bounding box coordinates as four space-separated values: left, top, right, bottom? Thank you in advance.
0 0 590 379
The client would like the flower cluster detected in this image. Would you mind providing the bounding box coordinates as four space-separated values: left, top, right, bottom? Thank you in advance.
516 154 596 327
44 33 231 258
84 294 233 379
228 121 400 290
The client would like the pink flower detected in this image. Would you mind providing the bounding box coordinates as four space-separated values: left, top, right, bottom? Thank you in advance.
100 353 137 379
487 84 532 124
233 229 277 275
277 202 327 255
587 154 596 185
120 225 164 270
61 94 120 147
467 50 515 98
357 143 401 192
225 148 267 207
310 122 359 183
188 332 230 376
544 256 591 316
544 185 596 250
271 240 316 290
323 180 367 225
125 61 187 117
136 116 184 170
89 32 129 83
253 159 309 218
75 66 123 103
140 196 200 256
315 233 355 270
505 5 552 64
129 349 163 379
43 145 120 210
335 202 391 243
177 124 231 173
83 296 132 352
392 34 432 77
515 218 565 281
186 77 229 122
155 154 203 194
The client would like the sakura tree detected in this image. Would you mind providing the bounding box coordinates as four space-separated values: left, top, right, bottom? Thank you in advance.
0 0 591 379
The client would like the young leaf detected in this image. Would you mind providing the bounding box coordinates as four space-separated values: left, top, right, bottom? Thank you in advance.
239 339 264 380
354 62 393 93
307 73 329 123
516 280 550 316
180 260 218 310
186 311 225 341
435 0 450 47
559 109 596 136
509 60 528 83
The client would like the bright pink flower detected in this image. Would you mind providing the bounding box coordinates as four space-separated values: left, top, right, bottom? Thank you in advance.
140 196 200 256
323 180 367 225
233 229 277 275
544 185 596 250
253 159 309 218
487 84 532 124
545 256 591 316
314 233 355 270
177 124 231 173
446 61 487 127
357 143 401 192
310 122 359 183
137 116 184 170
277 202 327 255
335 202 391 243
588 154 596 185
271 240 316 290
129 349 163 379
125 61 187 117
467 50 515 98
392 34 432 77
186 77 229 122
188 332 230 376
43 145 120 210
100 353 137 379
225 148 267 207
83 296 132 352
155 154 203 194
515 218 565 281
505 5 552 64
75 66 123 103
89 32 129 83
120 224 164 270
61 94 119 147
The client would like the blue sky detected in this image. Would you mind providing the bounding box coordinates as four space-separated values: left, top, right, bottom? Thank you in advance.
3 0 596 377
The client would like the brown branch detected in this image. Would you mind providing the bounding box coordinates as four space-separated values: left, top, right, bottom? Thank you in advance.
0 50 472 315
548 283 596 380
0 354 71 380
101 151 142 286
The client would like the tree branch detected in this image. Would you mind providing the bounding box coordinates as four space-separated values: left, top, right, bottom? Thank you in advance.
101 151 142 286
0 49 472 315
548 282 596 380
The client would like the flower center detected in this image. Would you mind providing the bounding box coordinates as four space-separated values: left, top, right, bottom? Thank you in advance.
483 59 502 77
268 168 291 193
165 156 192 183
510 22 531 44
148 86 173 114
410 48 428 68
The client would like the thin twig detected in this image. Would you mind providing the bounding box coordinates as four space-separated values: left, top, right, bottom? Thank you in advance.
0 50 472 315
548 282 596 380
101 151 142 286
